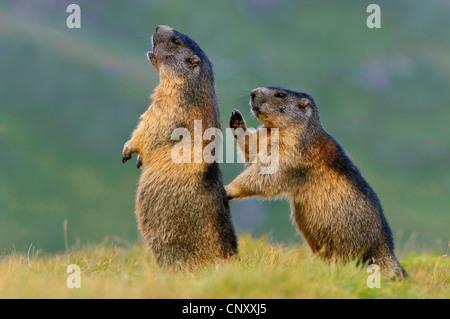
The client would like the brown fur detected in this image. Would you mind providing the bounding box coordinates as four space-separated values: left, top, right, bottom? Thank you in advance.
227 87 406 278
122 25 237 269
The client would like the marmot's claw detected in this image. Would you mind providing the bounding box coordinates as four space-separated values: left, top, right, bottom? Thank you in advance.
122 154 131 164
230 109 245 130
137 155 142 169
122 141 133 164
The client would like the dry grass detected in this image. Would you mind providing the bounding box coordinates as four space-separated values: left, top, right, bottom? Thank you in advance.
0 235 448 298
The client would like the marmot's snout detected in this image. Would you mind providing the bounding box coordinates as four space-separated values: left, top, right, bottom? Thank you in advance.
250 87 264 99
152 25 174 45
249 87 266 111
148 25 175 68
250 88 258 99
155 25 173 33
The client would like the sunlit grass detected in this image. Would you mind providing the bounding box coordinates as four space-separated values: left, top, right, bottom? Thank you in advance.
0 235 448 298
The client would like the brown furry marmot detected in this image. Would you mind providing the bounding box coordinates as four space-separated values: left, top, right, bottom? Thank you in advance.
227 87 406 278
122 25 237 268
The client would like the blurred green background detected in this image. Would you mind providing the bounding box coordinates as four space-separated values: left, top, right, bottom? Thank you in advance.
0 0 449 253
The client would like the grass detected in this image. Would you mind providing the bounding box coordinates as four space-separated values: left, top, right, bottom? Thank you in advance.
0 235 448 299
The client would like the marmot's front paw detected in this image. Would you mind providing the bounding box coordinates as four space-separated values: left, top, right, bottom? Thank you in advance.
230 110 246 131
225 185 237 200
224 185 233 200
122 141 133 164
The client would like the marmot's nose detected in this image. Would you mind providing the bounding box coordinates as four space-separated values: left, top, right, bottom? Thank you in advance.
155 25 173 32
250 88 262 100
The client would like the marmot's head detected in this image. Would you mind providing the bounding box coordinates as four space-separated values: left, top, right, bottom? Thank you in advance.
249 87 320 129
147 25 213 85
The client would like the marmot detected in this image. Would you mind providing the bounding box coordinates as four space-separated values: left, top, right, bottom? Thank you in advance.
122 25 237 268
226 87 406 278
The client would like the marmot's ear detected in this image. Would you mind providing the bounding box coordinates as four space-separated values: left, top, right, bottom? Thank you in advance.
188 55 200 66
299 98 311 108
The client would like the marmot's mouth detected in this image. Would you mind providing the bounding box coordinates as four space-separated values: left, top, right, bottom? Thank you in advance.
251 105 260 113
146 51 154 63
250 101 260 112
147 35 158 65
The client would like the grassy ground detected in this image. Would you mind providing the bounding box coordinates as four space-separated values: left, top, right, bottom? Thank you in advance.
0 235 448 299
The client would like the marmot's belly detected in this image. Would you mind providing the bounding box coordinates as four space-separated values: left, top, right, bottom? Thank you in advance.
136 166 222 233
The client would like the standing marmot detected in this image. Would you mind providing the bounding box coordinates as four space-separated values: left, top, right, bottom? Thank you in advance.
122 25 237 268
227 87 406 278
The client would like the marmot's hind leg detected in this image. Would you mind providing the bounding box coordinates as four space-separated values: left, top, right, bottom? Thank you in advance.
376 253 407 279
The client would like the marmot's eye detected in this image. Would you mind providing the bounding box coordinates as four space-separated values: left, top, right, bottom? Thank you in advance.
275 92 286 98
172 38 180 45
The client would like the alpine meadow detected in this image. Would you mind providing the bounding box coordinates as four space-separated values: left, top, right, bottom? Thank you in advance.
0 0 448 299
